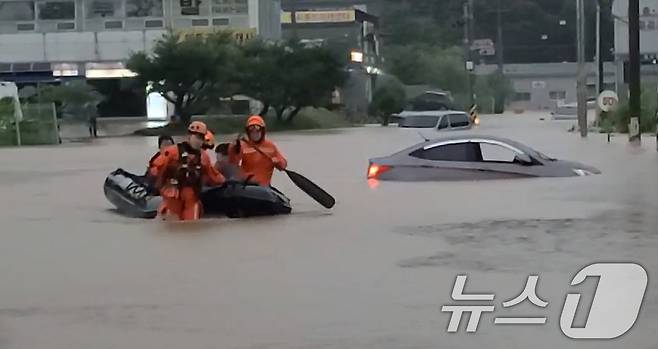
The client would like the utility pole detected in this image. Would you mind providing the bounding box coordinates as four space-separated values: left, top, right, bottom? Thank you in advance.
595 0 602 95
576 0 588 137
463 1 474 106
468 0 475 106
628 0 641 144
496 0 504 73
468 0 475 50
291 0 299 39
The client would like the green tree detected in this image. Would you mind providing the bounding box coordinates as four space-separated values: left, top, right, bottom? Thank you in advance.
238 39 287 116
485 71 514 113
279 42 347 122
379 0 613 63
38 80 104 121
127 31 242 124
241 40 347 122
379 0 463 48
611 84 658 133
385 45 468 94
369 76 407 125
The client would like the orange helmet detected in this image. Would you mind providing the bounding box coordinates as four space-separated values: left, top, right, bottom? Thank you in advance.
246 115 266 129
203 130 215 149
188 121 208 135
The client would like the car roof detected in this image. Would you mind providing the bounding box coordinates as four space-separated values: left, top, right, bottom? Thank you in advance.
398 110 467 117
399 135 539 156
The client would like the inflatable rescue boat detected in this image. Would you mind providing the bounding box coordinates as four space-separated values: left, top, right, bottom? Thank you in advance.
104 168 292 219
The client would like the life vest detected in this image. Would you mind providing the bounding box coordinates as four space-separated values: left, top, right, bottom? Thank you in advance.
162 143 203 192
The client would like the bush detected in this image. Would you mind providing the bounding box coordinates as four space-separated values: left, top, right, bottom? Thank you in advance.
1 99 63 146
0 98 17 146
369 76 407 125
610 86 658 133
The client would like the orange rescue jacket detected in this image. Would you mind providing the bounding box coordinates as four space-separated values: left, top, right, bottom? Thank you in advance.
150 143 224 190
228 139 287 186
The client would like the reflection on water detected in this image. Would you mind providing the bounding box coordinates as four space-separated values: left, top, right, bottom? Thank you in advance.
367 179 380 189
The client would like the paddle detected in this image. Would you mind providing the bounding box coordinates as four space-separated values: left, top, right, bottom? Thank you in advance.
238 137 336 209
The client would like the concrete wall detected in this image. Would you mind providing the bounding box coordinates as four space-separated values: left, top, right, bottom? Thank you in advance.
0 0 280 64
257 0 281 40
476 63 617 110
613 0 658 55
510 75 618 110
281 0 380 14
282 23 360 45
511 78 580 110
0 30 165 63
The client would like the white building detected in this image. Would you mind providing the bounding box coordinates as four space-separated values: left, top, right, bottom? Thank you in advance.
475 63 617 111
0 0 281 80
612 0 658 99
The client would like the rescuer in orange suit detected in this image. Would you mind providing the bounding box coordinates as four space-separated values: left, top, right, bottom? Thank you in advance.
229 115 287 186
150 121 225 221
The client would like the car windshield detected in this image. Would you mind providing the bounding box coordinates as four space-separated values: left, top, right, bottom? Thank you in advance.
535 151 556 161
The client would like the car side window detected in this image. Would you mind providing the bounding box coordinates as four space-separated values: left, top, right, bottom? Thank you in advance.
437 116 449 129
479 143 520 163
449 114 470 128
410 142 480 162
402 116 440 128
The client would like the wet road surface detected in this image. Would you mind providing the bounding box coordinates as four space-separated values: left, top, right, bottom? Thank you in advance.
1 113 657 348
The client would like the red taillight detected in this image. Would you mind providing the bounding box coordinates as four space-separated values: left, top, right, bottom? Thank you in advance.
367 163 390 179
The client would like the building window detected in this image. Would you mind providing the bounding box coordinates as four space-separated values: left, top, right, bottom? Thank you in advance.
0 1 35 21
13 63 31 72
87 0 123 18
38 1 75 20
191 18 209 26
104 20 123 29
145 19 164 27
648 20 656 30
643 7 651 16
56 21 75 30
212 18 229 26
126 0 163 17
17 23 36 30
639 20 646 30
178 0 209 16
549 91 567 100
513 92 531 101
212 0 248 14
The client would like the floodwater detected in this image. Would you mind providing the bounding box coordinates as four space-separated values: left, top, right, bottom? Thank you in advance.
1 113 657 349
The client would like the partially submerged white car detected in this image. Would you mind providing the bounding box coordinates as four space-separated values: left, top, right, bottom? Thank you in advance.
396 110 476 131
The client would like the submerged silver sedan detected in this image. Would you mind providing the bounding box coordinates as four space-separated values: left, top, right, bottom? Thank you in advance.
367 135 601 181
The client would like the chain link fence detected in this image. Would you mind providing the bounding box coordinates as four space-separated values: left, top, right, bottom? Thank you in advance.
0 98 59 146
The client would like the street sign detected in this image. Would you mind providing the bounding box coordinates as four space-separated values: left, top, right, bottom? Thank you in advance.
471 39 493 50
629 117 640 138
471 39 495 56
466 61 474 71
597 90 619 112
